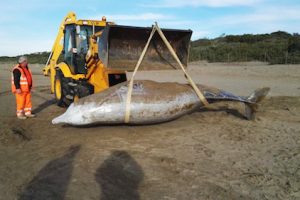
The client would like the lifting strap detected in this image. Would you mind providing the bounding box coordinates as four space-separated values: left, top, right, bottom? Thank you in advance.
124 23 209 123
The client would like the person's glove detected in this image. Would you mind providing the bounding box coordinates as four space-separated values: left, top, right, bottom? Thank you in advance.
16 89 22 94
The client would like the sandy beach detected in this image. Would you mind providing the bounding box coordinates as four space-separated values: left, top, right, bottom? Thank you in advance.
0 61 299 199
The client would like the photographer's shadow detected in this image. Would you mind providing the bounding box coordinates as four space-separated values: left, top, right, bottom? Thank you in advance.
18 145 80 200
95 151 144 200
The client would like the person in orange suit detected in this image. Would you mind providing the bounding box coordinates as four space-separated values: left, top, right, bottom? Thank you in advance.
11 56 35 119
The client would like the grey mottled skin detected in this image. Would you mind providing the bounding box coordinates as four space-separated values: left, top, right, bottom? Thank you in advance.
52 80 269 126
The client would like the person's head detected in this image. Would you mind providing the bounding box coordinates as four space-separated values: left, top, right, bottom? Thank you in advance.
102 16 106 22
18 56 28 67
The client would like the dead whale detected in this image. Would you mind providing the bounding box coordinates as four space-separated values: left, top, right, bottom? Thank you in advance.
52 80 270 126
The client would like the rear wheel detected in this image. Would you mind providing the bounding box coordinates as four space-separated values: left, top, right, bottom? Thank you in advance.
73 83 93 103
54 70 71 107
55 77 62 100
76 84 93 99
73 95 80 103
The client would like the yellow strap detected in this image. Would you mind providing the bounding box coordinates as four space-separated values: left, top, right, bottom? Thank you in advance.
154 23 209 106
124 26 157 123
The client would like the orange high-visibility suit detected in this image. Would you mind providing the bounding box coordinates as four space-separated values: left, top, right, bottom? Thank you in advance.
11 64 33 116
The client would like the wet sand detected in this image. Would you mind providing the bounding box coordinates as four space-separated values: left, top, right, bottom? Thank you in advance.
0 62 299 199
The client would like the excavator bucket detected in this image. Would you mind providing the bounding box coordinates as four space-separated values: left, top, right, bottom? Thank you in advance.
97 25 192 71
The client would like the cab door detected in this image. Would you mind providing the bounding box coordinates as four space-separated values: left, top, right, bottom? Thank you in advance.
63 25 77 74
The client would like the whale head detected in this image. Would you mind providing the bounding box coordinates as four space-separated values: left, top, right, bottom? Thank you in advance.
52 99 124 126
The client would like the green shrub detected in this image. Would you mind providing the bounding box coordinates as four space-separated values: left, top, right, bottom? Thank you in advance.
190 31 300 64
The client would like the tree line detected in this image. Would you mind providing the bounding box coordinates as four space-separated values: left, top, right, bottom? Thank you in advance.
0 52 50 64
189 31 300 64
1 31 300 64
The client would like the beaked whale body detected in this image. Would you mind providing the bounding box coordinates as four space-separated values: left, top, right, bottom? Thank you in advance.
52 80 270 126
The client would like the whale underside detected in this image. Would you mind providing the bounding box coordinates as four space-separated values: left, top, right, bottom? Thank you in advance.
52 80 270 126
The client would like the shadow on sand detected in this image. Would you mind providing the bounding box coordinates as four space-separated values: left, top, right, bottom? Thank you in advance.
18 145 81 200
32 99 56 114
95 151 144 200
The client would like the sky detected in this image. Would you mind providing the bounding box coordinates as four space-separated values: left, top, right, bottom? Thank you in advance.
0 0 299 56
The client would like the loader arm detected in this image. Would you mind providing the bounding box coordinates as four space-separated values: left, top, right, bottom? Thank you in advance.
43 12 76 92
85 31 103 77
43 12 77 76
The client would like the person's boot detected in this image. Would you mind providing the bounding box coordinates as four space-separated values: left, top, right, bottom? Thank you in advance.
25 113 36 118
17 114 27 120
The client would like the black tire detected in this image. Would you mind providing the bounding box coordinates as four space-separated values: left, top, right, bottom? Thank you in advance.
54 70 71 107
76 84 93 98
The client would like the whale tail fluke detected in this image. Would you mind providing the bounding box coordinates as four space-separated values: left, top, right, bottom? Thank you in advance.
247 87 270 104
243 87 270 120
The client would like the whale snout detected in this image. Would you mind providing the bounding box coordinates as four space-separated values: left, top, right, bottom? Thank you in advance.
52 103 77 125
52 114 65 124
52 103 95 125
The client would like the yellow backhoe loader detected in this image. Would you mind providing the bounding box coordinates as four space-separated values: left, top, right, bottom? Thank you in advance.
43 12 192 106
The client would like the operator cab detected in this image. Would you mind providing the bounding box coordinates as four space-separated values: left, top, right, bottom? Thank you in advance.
63 24 103 74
